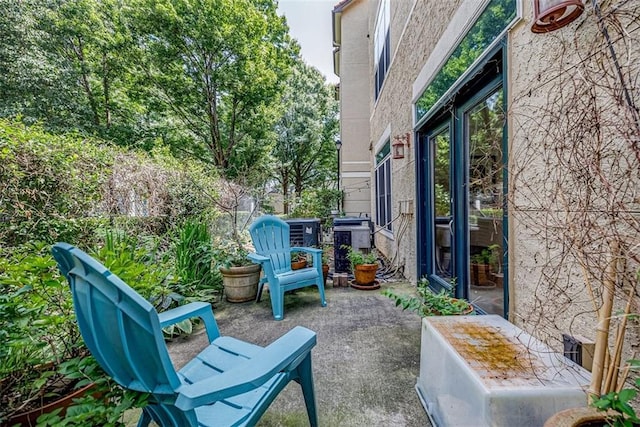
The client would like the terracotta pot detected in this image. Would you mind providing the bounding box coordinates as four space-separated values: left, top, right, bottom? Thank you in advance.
354 263 378 285
322 264 329 286
291 259 307 270
6 382 98 426
543 407 617 427
220 264 261 302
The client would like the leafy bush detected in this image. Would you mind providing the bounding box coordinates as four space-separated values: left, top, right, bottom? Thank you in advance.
174 219 222 302
0 119 113 246
383 278 473 316
290 189 342 225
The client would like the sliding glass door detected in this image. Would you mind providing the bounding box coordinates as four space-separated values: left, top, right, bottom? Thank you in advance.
420 78 507 315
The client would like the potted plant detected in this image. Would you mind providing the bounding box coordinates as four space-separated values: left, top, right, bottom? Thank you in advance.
216 239 261 303
344 246 378 287
383 278 474 316
470 244 499 287
291 252 308 270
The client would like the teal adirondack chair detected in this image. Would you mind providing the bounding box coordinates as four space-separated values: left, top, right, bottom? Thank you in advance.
52 243 318 427
248 215 327 321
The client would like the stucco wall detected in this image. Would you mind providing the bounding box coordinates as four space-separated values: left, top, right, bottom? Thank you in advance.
339 0 373 217
369 0 463 282
507 0 640 357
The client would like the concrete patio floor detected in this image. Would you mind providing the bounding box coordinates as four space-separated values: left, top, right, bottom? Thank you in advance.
162 280 432 427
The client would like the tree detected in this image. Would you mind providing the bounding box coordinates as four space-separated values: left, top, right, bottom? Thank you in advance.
129 0 298 180
272 60 339 214
0 1 134 138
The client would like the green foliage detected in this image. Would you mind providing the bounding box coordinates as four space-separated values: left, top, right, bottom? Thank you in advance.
129 0 297 178
0 243 84 421
0 243 82 372
289 189 342 224
383 278 473 316
343 246 378 270
0 119 113 246
214 238 252 268
272 59 339 209
174 219 222 303
36 356 150 426
92 231 173 303
470 244 500 266
592 383 640 426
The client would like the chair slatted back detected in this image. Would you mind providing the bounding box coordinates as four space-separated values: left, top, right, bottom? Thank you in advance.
52 243 181 395
249 216 293 274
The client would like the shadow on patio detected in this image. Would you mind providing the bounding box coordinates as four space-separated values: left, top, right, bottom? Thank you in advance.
163 281 431 427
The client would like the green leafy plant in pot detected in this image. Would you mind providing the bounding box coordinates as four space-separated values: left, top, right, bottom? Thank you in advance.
215 238 261 303
470 244 500 287
343 245 378 286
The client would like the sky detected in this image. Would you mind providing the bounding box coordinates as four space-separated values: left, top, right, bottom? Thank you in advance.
277 0 339 84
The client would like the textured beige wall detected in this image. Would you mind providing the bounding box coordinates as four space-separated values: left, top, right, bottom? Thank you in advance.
507 0 640 358
369 0 462 282
338 0 372 216
341 0 640 363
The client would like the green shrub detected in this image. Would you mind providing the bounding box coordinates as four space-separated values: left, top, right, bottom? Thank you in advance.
0 119 113 246
383 278 473 316
174 219 222 302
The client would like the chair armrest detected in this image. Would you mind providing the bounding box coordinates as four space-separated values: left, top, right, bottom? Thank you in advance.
174 326 317 410
290 247 322 255
158 302 220 343
247 253 269 263
290 247 323 270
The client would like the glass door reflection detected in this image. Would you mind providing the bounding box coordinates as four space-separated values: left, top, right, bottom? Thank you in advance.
465 87 505 315
432 126 453 285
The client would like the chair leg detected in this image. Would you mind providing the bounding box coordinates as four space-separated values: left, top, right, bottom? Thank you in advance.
297 354 318 427
317 279 327 307
270 288 284 320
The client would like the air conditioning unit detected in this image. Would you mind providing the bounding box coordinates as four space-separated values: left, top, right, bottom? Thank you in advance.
333 224 372 273
285 218 320 247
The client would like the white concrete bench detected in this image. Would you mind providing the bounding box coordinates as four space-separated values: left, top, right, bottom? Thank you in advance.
416 315 591 427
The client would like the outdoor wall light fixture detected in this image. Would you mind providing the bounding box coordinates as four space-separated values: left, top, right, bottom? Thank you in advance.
392 133 410 159
531 0 585 33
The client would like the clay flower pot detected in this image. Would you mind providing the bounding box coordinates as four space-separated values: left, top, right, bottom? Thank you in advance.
291 259 307 270
354 263 378 285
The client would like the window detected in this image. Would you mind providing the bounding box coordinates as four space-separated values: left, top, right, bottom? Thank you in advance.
374 0 390 101
375 140 392 232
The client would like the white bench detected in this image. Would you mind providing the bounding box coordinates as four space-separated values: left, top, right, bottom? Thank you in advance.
416 315 591 427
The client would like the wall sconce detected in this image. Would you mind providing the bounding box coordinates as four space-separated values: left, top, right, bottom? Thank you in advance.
392 133 410 159
531 0 585 33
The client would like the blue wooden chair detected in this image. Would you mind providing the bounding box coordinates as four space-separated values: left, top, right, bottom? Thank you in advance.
52 243 318 427
248 215 327 321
